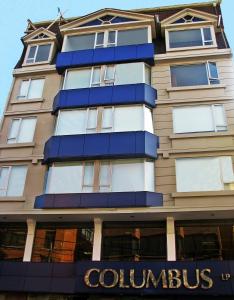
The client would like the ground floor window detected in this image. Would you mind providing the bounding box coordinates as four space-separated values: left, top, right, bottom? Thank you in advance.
176 220 234 261
102 222 166 261
0 223 27 261
31 223 94 263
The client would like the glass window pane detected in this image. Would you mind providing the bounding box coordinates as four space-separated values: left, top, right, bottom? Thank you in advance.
99 162 110 191
18 80 29 98
35 44 51 62
115 63 144 85
145 65 151 85
169 29 202 48
56 110 86 135
0 167 10 196
26 46 36 62
64 69 91 89
27 79 44 99
83 163 94 187
102 108 113 132
203 28 212 42
65 34 95 51
114 106 143 132
171 64 208 87
117 28 148 46
208 62 218 78
95 32 104 48
18 118 37 143
7 166 28 197
87 109 97 132
91 67 101 86
107 31 116 45
213 105 226 129
8 119 21 143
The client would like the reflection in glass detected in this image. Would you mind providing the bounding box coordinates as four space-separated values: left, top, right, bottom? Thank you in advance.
176 221 234 260
102 222 166 261
32 224 93 262
0 224 27 261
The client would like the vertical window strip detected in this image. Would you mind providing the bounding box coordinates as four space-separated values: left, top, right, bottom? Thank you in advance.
104 65 116 85
86 108 98 133
7 119 21 143
206 61 220 84
82 162 95 192
101 107 114 132
99 162 112 192
0 167 11 196
212 104 227 131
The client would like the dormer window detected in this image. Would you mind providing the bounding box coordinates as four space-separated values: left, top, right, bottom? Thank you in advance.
25 44 52 64
168 27 214 49
173 15 205 24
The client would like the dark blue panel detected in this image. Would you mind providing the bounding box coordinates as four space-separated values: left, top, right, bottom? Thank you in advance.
56 43 155 73
34 191 163 209
43 132 158 163
52 84 157 113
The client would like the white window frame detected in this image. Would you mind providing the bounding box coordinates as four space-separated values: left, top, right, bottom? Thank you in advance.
94 31 118 48
7 117 37 144
166 25 217 51
90 65 116 87
206 61 220 85
24 42 54 65
17 78 45 100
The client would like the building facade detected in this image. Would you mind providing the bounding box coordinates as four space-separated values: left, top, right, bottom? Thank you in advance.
0 0 233 299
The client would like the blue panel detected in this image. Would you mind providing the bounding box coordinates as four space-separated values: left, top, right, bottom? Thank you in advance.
52 84 156 113
56 43 155 73
43 131 158 163
34 191 163 209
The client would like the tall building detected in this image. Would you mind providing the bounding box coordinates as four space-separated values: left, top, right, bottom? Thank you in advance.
0 0 233 299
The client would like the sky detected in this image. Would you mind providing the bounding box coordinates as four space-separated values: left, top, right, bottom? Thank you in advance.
0 0 233 116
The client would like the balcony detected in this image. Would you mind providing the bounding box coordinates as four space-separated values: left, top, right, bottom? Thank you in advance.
43 131 159 163
53 83 157 113
35 191 163 209
56 43 154 74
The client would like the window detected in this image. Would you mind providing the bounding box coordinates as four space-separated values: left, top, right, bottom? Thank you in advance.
7 117 37 144
173 15 206 24
176 221 234 261
102 222 166 261
25 44 51 64
0 166 28 197
46 159 154 194
32 223 93 262
18 78 44 100
63 28 148 52
0 225 27 261
173 104 227 133
168 27 213 48
171 62 220 87
175 157 234 192
55 105 153 136
63 63 150 89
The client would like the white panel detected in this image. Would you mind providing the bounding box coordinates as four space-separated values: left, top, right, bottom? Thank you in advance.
112 160 144 192
144 107 154 133
114 106 143 132
56 110 86 135
115 63 144 85
173 106 214 133
144 161 155 192
46 165 83 194
176 158 223 192
8 119 20 143
18 118 37 143
7 166 28 196
220 157 234 183
28 79 44 99
18 80 29 98
64 69 91 89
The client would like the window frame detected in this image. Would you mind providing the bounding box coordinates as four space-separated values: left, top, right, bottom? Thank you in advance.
94 30 118 48
172 104 227 134
7 117 37 144
166 25 217 51
23 42 54 66
17 78 45 100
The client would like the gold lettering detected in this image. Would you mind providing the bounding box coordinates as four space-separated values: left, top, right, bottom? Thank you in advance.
119 269 130 288
200 269 213 289
168 269 182 289
99 269 119 288
84 268 100 288
146 269 168 289
130 269 146 289
183 269 199 289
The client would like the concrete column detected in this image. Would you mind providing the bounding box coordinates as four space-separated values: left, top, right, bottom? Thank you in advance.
166 216 176 261
92 218 102 261
23 218 36 262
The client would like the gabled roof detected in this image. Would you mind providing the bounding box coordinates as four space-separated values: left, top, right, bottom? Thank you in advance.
59 8 155 32
23 27 56 44
161 8 218 27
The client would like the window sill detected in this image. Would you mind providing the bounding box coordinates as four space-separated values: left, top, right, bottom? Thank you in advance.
11 98 44 104
167 84 226 92
0 197 25 202
0 143 35 149
22 61 51 67
166 45 217 52
169 131 233 139
172 190 234 198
